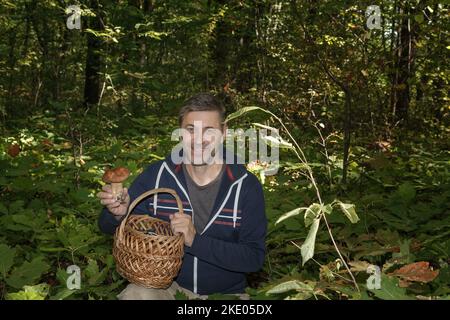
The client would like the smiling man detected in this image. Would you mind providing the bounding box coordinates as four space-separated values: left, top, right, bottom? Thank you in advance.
97 93 267 300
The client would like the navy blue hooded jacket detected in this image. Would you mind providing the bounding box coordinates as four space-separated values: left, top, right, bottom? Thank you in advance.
98 148 267 295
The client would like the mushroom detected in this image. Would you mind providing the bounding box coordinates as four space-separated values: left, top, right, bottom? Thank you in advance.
102 167 130 201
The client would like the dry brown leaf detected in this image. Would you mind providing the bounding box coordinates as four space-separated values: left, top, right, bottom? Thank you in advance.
389 261 439 283
348 261 372 272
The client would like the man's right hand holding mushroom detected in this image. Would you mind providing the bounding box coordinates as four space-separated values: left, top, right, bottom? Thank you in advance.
97 167 130 220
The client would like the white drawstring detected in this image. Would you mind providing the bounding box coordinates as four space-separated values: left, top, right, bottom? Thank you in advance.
163 162 195 224
153 163 165 215
201 174 248 235
233 180 243 228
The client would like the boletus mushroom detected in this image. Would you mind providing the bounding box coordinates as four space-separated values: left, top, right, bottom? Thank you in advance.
102 167 130 201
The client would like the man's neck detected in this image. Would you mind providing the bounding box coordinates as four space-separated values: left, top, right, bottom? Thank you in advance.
184 162 224 187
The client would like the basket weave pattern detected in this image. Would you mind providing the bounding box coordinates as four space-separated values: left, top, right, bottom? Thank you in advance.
113 188 185 288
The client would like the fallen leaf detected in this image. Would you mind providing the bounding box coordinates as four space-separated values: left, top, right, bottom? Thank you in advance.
389 261 439 283
348 261 372 272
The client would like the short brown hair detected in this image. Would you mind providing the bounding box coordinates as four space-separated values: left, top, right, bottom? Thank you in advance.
178 93 226 126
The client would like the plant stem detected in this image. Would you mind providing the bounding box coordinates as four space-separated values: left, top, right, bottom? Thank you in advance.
268 109 360 292
321 214 360 292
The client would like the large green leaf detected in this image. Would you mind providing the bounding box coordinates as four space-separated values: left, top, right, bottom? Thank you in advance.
301 218 320 266
275 207 308 225
334 201 359 223
85 259 108 286
0 244 16 278
50 288 76 300
304 203 322 227
6 257 50 289
266 280 312 294
6 283 50 300
367 274 414 300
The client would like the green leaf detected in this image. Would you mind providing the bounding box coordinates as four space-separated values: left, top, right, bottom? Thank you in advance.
252 123 277 131
6 256 50 289
367 274 414 300
285 291 314 300
266 280 313 294
56 267 69 286
334 201 359 223
50 288 76 300
260 134 293 149
6 283 50 300
322 204 333 215
301 218 320 266
85 259 108 286
225 106 268 123
0 244 16 278
174 289 190 300
275 207 308 225
305 203 322 227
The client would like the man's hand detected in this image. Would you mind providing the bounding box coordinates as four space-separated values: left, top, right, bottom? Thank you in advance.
97 185 130 220
169 213 196 247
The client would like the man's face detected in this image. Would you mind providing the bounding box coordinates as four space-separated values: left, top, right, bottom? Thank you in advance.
181 111 225 166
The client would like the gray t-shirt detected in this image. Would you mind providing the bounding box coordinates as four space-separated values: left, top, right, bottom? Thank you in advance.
183 164 225 234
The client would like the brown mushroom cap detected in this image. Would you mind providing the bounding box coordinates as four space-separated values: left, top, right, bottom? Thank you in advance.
102 167 130 183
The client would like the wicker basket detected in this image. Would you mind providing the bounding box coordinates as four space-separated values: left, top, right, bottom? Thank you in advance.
113 188 185 289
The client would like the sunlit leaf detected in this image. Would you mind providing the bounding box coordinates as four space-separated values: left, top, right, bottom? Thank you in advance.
276 207 308 225
334 200 359 223
301 218 320 266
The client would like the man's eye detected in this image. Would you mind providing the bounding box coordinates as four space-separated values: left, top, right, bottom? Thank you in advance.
205 129 214 134
186 127 194 133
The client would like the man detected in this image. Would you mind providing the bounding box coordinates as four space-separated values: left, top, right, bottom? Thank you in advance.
97 93 267 299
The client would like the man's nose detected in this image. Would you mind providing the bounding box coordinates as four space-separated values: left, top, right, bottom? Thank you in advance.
193 129 204 144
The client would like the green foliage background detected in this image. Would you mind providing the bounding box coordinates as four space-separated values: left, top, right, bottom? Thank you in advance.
0 0 449 300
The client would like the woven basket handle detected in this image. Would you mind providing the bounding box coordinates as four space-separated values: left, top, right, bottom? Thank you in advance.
117 188 184 239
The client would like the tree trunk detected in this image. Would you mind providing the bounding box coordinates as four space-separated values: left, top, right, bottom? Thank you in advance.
209 0 232 88
83 0 103 107
391 1 420 124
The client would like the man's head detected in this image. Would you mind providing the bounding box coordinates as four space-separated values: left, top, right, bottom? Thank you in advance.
178 93 227 166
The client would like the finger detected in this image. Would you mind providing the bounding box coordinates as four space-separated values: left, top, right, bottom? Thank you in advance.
174 213 192 222
175 213 191 219
171 220 186 228
102 184 112 192
170 222 184 229
170 217 187 225
172 225 185 235
102 199 119 206
172 223 189 233
97 192 113 199
107 202 121 209
170 216 185 224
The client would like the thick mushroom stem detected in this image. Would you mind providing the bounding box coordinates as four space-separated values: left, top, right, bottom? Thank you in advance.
110 182 124 201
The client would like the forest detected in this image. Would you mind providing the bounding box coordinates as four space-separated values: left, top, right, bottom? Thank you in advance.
0 0 449 300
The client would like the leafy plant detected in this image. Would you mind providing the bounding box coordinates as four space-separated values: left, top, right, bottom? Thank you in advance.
226 106 361 293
